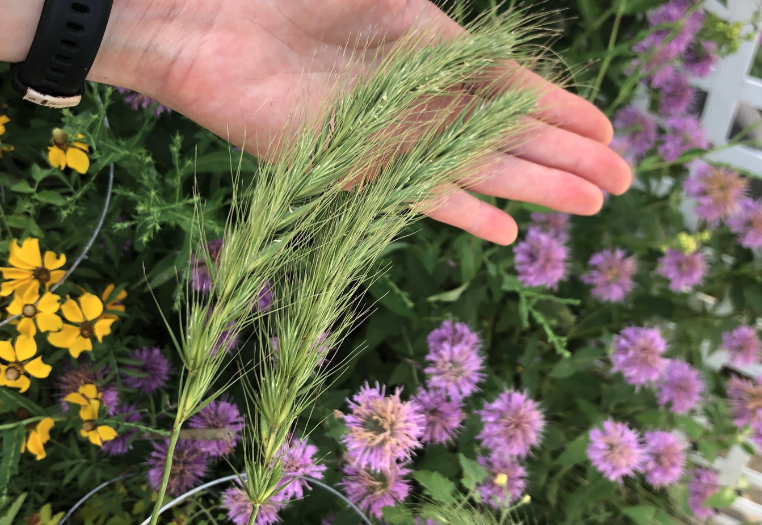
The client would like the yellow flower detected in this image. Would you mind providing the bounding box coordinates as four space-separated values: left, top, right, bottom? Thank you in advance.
48 128 89 174
6 281 62 337
0 238 66 296
63 384 117 446
0 336 51 393
0 115 8 135
47 293 115 358
21 417 54 460
99 284 127 321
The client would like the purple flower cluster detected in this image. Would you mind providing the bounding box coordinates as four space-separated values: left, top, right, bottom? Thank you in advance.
655 248 707 293
612 107 657 160
58 365 119 415
424 321 485 401
340 462 411 519
655 360 704 414
477 454 526 508
146 439 209 496
721 326 761 367
684 162 748 225
658 116 709 162
727 198 762 249
413 388 464 445
652 71 695 117
528 212 570 243
688 468 720 519
188 397 246 458
191 239 224 293
642 431 686 486
122 346 170 394
581 248 637 302
115 87 170 117
514 229 568 290
222 484 283 525
587 419 645 482
477 390 545 458
685 41 719 77
100 403 142 456
611 327 668 387
727 375 762 430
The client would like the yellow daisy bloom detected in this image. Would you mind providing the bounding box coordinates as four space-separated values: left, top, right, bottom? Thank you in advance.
47 293 116 358
63 384 118 446
21 417 55 460
6 281 62 337
0 238 66 296
100 283 127 321
0 336 52 393
48 128 89 174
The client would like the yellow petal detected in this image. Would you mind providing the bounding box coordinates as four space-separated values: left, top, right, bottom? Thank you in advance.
36 312 63 333
14 335 37 361
0 267 34 280
97 425 117 442
25 431 46 460
80 384 99 400
48 147 67 170
43 251 66 270
79 293 103 321
79 404 94 422
0 341 16 362
94 318 116 342
86 430 102 446
47 324 80 349
37 292 61 314
48 270 66 287
5 294 24 316
7 374 31 393
0 365 8 386
59 298 84 323
20 436 25 454
68 336 92 358
36 417 54 442
18 280 41 303
0 277 33 296
10 238 42 269
66 147 90 174
16 317 36 338
23 356 51 379
101 284 115 302
64 392 88 407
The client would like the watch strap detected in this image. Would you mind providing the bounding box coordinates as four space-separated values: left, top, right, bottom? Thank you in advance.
12 0 114 108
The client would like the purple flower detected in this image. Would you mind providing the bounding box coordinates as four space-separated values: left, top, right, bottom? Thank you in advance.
653 71 695 117
727 375 762 428
581 248 637 302
275 437 327 500
611 327 668 387
613 107 658 157
655 249 707 293
642 431 686 487
100 403 141 456
191 239 224 293
752 419 762 449
253 281 274 312
514 229 568 290
727 198 762 249
685 41 719 77
609 136 637 167
427 320 480 353
57 365 119 415
475 454 526 508
424 340 485 402
187 397 245 458
146 439 208 496
587 419 645 482
412 388 465 444
688 468 719 520
528 212 571 243
658 116 709 162
115 87 170 117
122 346 170 394
477 390 545 458
221 483 284 525
340 462 411 519
721 326 761 367
212 321 241 356
342 383 423 471
655 360 704 414
684 163 748 224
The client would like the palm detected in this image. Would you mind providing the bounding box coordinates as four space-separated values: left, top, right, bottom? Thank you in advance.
124 0 631 244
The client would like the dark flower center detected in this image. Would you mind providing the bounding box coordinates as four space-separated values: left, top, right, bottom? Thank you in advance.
5 364 22 381
33 267 51 284
22 304 37 318
82 421 97 432
79 321 95 339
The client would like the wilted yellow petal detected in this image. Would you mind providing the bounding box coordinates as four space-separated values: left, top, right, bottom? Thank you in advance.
10 238 42 269
79 293 103 321
36 313 63 333
23 356 51 379
14 335 36 361
66 147 89 174
0 341 16 362
47 324 80 349
37 292 61 314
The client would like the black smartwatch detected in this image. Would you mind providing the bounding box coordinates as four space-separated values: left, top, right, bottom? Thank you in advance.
11 0 114 108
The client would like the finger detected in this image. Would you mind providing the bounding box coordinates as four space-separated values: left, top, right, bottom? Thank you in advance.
508 117 632 195
462 152 604 215
420 183 518 245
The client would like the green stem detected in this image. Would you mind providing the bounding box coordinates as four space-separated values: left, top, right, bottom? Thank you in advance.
0 416 47 430
587 0 627 104
148 422 183 525
246 504 260 525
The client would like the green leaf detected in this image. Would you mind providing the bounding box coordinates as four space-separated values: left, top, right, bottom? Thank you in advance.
368 275 414 317
698 440 719 463
703 486 737 508
0 426 24 492
33 190 68 206
676 415 705 440
623 505 656 525
743 286 762 315
10 180 34 193
0 494 25 525
413 470 457 504
426 282 470 303
459 454 488 490
382 506 415 525
554 433 590 467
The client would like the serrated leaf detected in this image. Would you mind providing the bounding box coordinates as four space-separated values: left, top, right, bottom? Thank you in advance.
413 470 457 504
703 486 737 508
33 190 68 206
382 505 415 525
0 426 24 491
676 415 704 440
554 433 590 467
459 454 488 490
623 505 656 525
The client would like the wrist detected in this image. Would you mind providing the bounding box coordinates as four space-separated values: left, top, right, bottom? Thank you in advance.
0 0 44 63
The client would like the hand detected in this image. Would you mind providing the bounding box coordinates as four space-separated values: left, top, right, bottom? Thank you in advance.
2 0 632 245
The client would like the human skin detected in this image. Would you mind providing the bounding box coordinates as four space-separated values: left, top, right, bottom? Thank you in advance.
0 0 632 245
